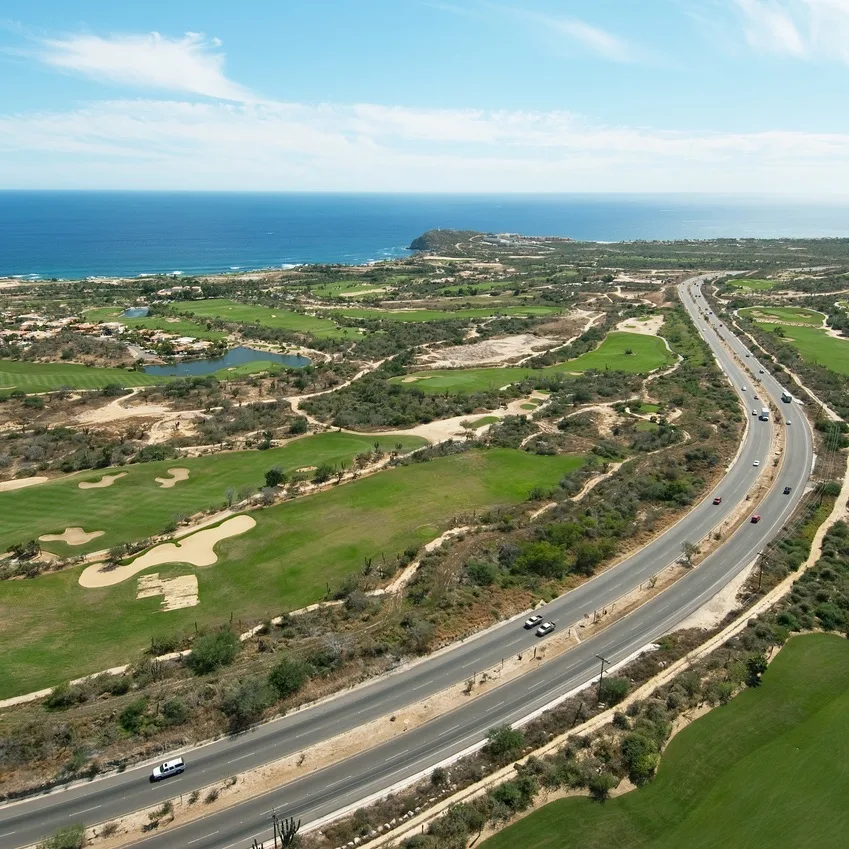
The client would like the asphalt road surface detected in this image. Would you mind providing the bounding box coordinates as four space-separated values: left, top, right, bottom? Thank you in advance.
0 275 815 849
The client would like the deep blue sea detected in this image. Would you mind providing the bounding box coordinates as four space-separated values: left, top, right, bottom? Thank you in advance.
2 192 849 280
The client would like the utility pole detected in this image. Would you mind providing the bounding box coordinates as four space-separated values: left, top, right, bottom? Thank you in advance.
596 654 611 703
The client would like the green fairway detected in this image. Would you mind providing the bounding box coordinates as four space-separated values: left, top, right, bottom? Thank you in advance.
468 416 499 427
391 333 674 394
0 448 584 697
729 277 778 291
0 359 162 393
0 433 427 556
85 307 228 341
758 323 849 375
175 298 347 339
484 634 849 849
322 305 562 323
740 305 824 325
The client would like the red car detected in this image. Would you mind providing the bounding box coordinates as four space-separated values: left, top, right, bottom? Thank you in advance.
713 497 722 505
751 515 761 524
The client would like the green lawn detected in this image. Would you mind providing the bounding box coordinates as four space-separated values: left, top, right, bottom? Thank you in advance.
0 448 584 697
0 433 427 556
635 420 659 432
175 299 347 339
85 307 228 341
0 360 162 393
391 333 674 394
740 305 824 325
468 416 499 428
321 305 562 323
484 633 849 849
729 277 778 291
758 323 849 375
637 403 660 413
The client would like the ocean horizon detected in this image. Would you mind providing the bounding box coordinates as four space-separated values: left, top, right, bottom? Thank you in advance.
3 191 849 280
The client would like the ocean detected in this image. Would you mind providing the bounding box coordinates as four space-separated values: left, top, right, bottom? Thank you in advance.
2 192 849 280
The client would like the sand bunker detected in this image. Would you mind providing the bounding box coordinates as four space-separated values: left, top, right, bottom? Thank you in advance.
79 515 256 588
418 334 560 368
137 573 199 611
78 472 127 490
616 315 665 336
0 476 48 492
155 468 190 489
39 527 105 546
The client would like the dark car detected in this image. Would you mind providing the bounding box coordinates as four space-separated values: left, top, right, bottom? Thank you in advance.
783 486 792 495
751 515 761 524
713 496 722 505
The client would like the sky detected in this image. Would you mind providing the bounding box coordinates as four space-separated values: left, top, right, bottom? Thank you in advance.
2 0 849 193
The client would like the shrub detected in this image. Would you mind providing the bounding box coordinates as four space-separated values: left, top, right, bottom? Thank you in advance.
268 656 310 698
485 725 525 761
219 677 275 730
118 698 149 734
187 629 240 675
466 560 497 587
588 771 619 801
599 676 630 705
161 698 189 727
37 824 85 849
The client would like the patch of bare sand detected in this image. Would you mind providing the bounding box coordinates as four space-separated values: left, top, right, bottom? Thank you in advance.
418 334 560 368
338 287 389 298
0 476 48 491
155 467 190 489
78 472 127 490
615 314 665 336
39 527 105 546
137 573 199 610
78 515 256 588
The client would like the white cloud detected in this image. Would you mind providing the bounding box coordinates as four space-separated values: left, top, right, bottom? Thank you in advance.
527 12 634 61
732 0 849 61
36 31 252 100
1 97 848 192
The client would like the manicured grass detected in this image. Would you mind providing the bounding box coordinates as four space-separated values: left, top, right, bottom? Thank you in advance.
729 277 778 290
468 416 499 428
740 305 824 325
758 323 849 375
0 359 162 393
0 433 428 556
391 333 674 394
638 402 660 413
484 634 849 849
322 305 562 323
0 449 584 696
85 307 228 341
175 298 347 339
635 420 659 432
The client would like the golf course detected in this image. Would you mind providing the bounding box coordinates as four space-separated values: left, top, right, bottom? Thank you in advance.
0 359 163 393
484 634 849 849
322 305 563 323
0 448 585 697
392 332 674 394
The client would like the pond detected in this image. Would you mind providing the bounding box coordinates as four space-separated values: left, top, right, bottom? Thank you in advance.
121 307 150 318
143 346 311 378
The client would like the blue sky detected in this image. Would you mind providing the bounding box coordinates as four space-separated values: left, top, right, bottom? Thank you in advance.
2 0 849 192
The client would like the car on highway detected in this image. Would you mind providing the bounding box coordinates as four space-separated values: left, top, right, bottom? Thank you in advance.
745 353 750 357
535 621 556 637
751 515 761 524
784 486 792 495
150 757 185 782
713 496 722 505
752 409 757 415
753 460 760 467
759 369 765 374
787 420 792 426
754 395 759 400
524 614 544 629
742 386 747 391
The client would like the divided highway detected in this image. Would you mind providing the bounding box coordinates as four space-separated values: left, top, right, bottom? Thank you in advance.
0 275 815 849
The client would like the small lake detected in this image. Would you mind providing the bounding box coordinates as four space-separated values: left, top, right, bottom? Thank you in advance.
122 307 150 318
143 346 311 378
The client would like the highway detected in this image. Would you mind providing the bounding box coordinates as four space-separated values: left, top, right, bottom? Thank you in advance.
0 275 815 849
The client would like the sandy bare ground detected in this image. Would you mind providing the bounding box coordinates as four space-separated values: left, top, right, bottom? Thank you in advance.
0 476 48 491
75 388 172 425
78 515 257 588
616 314 665 336
338 287 389 298
39 527 105 546
78 472 127 490
417 334 561 368
155 467 190 489
137 573 199 611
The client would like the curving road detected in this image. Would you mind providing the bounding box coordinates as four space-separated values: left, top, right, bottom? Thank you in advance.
0 275 815 849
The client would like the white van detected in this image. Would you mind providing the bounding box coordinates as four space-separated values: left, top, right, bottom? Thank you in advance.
150 757 185 782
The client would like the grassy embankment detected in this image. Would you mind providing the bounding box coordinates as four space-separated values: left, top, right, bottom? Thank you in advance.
755 323 849 376
175 298 347 339
483 633 849 849
0 449 584 697
0 433 427 556
728 277 779 291
391 332 674 394
85 307 228 341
